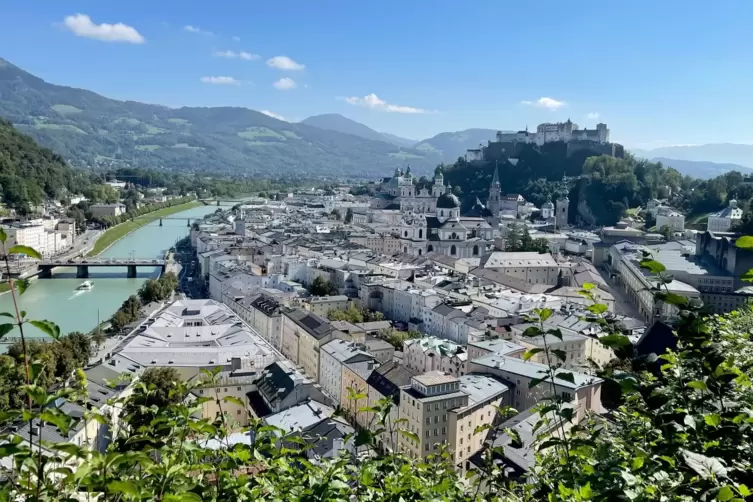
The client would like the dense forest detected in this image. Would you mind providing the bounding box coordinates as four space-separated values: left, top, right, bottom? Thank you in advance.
0 117 92 214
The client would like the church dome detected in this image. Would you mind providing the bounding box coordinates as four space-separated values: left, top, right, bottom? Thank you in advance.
437 192 460 209
542 200 554 209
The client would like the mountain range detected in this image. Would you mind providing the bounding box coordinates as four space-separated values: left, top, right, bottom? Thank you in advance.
631 145 753 178
300 114 499 164
0 56 498 178
3 55 752 181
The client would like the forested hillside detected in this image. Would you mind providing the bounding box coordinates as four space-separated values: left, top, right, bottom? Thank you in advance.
441 141 752 227
0 117 91 213
0 57 435 177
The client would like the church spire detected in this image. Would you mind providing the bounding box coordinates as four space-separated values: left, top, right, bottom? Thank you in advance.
491 161 500 187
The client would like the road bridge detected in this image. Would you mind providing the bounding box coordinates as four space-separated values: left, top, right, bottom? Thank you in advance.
38 259 165 279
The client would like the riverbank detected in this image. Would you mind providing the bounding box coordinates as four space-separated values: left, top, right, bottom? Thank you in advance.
87 200 202 257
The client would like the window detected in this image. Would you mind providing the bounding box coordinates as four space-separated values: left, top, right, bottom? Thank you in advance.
435 403 439 411
237 409 241 415
434 416 438 424
427 245 434 252
426 417 430 425
419 229 423 239
425 444 429 451
460 425 464 432
237 387 242 391
442 427 446 434
443 414 447 422
473 245 479 256
425 430 430 437
460 438 463 445
223 388 227 392
450 245 457 256
434 429 438 436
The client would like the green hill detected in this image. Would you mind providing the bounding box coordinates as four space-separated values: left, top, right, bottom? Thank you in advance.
0 57 435 178
0 117 90 214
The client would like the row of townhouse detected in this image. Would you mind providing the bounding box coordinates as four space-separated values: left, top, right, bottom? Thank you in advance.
358 278 490 344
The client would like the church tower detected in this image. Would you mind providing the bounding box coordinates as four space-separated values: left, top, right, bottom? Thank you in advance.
432 166 446 198
487 165 501 219
555 196 569 229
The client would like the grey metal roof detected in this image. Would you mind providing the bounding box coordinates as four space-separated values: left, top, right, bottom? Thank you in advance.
458 374 509 406
263 399 335 432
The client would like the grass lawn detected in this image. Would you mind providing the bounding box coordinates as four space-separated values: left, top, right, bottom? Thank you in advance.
87 201 201 256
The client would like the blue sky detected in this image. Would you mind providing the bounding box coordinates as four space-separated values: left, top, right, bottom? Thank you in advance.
1 0 752 148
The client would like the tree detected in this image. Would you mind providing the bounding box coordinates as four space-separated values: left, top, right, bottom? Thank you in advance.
160 271 179 294
330 209 342 220
379 328 420 349
110 310 132 332
327 305 365 323
659 224 673 240
122 367 183 432
308 275 338 296
344 207 354 224
91 328 107 351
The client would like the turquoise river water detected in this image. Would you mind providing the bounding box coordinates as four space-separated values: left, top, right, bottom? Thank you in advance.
0 204 220 345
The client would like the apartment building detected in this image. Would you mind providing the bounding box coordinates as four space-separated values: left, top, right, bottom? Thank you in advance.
281 308 339 380
192 370 257 427
479 252 560 285
320 339 376 406
467 339 526 361
340 360 373 425
223 293 284 350
305 295 350 317
359 279 443 324
398 372 469 460
365 361 417 452
251 360 329 416
606 242 698 322
404 336 468 377
397 371 508 463
467 354 601 422
89 203 126 218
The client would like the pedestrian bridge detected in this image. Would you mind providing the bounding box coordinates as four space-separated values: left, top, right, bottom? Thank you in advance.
38 259 166 279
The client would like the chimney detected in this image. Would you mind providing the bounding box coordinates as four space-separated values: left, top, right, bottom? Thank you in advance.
231 357 242 371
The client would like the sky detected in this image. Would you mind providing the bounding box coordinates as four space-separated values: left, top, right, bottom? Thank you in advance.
1 0 752 148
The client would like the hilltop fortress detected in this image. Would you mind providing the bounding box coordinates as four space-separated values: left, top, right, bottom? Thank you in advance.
466 120 622 162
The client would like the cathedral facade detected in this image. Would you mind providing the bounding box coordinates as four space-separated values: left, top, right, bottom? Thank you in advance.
373 166 495 259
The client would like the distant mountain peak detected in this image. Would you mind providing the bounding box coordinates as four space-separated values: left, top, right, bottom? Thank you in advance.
300 114 415 147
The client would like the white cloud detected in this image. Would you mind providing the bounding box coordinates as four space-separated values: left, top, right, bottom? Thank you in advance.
62 14 145 44
184 25 213 36
232 36 241 42
342 93 427 114
586 112 600 119
200 76 240 85
215 50 259 60
266 56 305 70
520 97 566 110
273 77 297 90
261 110 286 121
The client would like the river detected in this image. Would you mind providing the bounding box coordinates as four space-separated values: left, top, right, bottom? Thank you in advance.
0 204 220 345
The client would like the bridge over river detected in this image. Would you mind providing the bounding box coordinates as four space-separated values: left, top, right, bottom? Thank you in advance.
38 259 166 279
